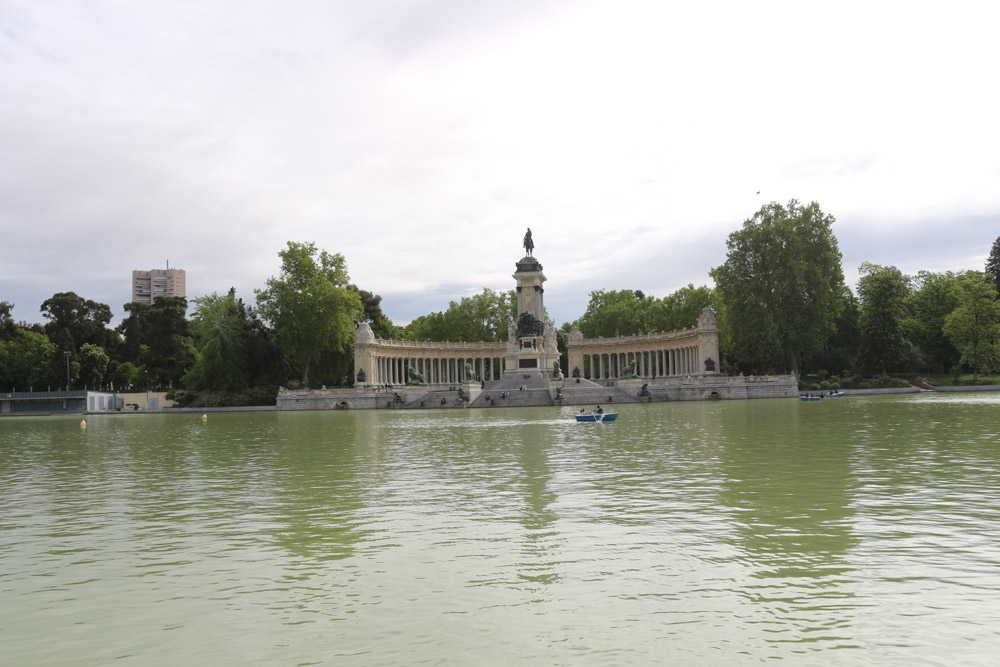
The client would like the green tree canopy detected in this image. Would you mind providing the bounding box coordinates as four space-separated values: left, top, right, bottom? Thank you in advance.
576 289 650 338
856 262 912 376
943 273 1000 381
349 285 397 339
255 242 363 387
183 292 250 393
402 288 515 342
0 301 17 340
40 292 115 351
710 199 846 375
77 343 110 388
904 271 963 373
119 297 195 387
986 236 1000 295
0 329 56 390
575 286 714 339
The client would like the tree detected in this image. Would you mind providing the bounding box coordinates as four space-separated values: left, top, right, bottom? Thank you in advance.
650 285 715 333
0 329 56 390
904 271 962 372
255 242 363 387
403 289 516 342
943 274 1000 382
118 297 195 387
40 292 114 351
183 292 250 392
0 301 16 340
576 290 650 338
856 263 912 376
349 285 397 339
710 200 846 375
77 343 110 388
809 286 861 376
986 236 1000 295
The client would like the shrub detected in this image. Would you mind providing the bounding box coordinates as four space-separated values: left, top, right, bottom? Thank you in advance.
819 380 831 390
857 381 871 389
810 383 821 391
830 382 841 390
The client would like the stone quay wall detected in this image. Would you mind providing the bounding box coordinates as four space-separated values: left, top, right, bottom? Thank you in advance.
276 374 799 411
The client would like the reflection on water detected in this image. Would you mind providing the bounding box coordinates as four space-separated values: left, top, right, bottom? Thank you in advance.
3 395 1000 664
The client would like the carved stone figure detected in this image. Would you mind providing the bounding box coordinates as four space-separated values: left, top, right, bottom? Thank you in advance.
338 375 350 387
523 228 534 256
544 320 558 353
457 387 468 403
464 361 476 382
620 360 639 379
572 367 580 378
356 368 366 383
406 367 425 385
516 311 545 338
552 360 563 380
704 357 716 372
638 383 651 397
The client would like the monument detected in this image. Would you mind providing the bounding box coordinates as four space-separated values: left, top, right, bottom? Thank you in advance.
504 229 561 377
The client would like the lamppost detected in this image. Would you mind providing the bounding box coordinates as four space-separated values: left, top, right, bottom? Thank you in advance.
64 351 71 392
145 370 149 410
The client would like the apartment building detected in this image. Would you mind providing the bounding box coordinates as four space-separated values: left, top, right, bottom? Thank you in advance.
131 265 186 304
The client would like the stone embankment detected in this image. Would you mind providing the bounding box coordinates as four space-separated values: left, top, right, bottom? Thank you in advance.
277 374 799 410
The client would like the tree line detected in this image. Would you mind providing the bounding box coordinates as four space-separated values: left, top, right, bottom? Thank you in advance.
3 205 999 405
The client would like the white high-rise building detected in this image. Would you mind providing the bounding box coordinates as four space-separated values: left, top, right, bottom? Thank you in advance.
131 263 185 304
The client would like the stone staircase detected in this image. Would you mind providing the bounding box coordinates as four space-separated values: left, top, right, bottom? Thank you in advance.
559 377 640 407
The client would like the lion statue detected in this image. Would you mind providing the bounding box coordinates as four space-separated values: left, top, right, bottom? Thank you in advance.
464 361 476 382
620 360 639 379
406 367 426 386
552 360 563 380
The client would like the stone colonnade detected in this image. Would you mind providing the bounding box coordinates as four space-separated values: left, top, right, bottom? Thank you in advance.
566 307 721 381
578 345 703 380
354 325 507 386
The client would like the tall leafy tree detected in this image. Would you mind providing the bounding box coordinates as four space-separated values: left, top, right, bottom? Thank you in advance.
809 286 861 376
40 292 115 351
943 273 1000 381
0 329 56 390
576 290 650 338
651 285 714 333
0 301 17 340
349 285 397 339
119 297 195 387
184 292 249 392
710 200 846 375
77 343 110 388
255 242 363 387
986 236 1000 295
904 271 962 372
403 288 516 342
856 262 911 376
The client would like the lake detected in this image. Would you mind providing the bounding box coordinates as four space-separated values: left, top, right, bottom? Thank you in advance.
2 394 1000 665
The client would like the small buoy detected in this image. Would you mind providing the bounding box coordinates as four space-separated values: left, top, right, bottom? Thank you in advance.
80 419 87 429
202 414 207 421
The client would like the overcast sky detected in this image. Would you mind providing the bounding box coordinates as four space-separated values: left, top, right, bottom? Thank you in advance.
2 0 998 328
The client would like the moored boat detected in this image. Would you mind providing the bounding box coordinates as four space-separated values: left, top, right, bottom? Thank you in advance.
799 395 823 402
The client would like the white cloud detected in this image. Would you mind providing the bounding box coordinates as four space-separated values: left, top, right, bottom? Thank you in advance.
1 0 998 326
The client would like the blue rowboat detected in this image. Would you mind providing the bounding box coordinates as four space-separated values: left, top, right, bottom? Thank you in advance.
576 412 618 422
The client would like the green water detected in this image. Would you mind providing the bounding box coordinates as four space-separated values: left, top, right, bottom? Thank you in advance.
2 394 1000 665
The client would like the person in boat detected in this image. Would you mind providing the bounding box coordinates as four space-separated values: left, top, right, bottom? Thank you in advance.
595 405 604 414
579 408 586 414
